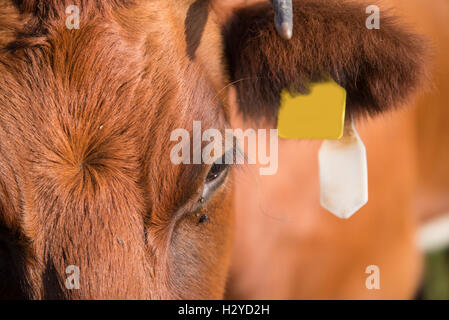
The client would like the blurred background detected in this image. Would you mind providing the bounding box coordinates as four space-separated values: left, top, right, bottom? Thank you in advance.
218 0 449 300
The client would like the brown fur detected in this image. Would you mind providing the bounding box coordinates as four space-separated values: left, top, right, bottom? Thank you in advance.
0 0 233 299
223 0 428 122
0 0 428 299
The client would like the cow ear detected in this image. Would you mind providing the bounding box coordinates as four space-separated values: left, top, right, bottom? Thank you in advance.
218 0 428 123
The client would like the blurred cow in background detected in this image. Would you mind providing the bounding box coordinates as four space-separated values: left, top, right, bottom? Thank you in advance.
220 0 449 299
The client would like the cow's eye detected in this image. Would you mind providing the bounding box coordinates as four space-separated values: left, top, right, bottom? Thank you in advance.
206 162 228 182
197 148 234 209
203 154 230 197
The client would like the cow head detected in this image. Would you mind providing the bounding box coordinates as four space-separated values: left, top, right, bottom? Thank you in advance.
0 0 427 299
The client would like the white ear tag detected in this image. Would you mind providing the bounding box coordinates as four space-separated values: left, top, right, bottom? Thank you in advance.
319 117 368 219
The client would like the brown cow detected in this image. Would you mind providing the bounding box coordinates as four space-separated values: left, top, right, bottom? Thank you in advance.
225 0 449 300
0 0 427 299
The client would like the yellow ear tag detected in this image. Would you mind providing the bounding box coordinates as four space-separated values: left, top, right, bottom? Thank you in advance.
277 80 347 139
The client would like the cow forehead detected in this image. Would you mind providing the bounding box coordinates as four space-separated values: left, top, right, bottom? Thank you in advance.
0 13 225 135
0 14 226 218
0 0 228 132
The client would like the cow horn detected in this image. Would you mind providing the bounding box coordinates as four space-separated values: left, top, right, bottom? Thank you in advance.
270 0 293 40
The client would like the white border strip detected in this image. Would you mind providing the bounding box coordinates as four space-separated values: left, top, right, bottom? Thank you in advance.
418 213 449 252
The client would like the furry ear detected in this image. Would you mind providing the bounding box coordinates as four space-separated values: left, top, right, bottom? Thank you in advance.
220 0 428 123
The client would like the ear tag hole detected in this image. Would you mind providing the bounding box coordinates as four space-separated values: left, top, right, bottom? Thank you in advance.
318 116 368 219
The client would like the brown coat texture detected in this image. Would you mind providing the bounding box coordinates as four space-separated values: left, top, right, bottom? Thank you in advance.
0 0 428 299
